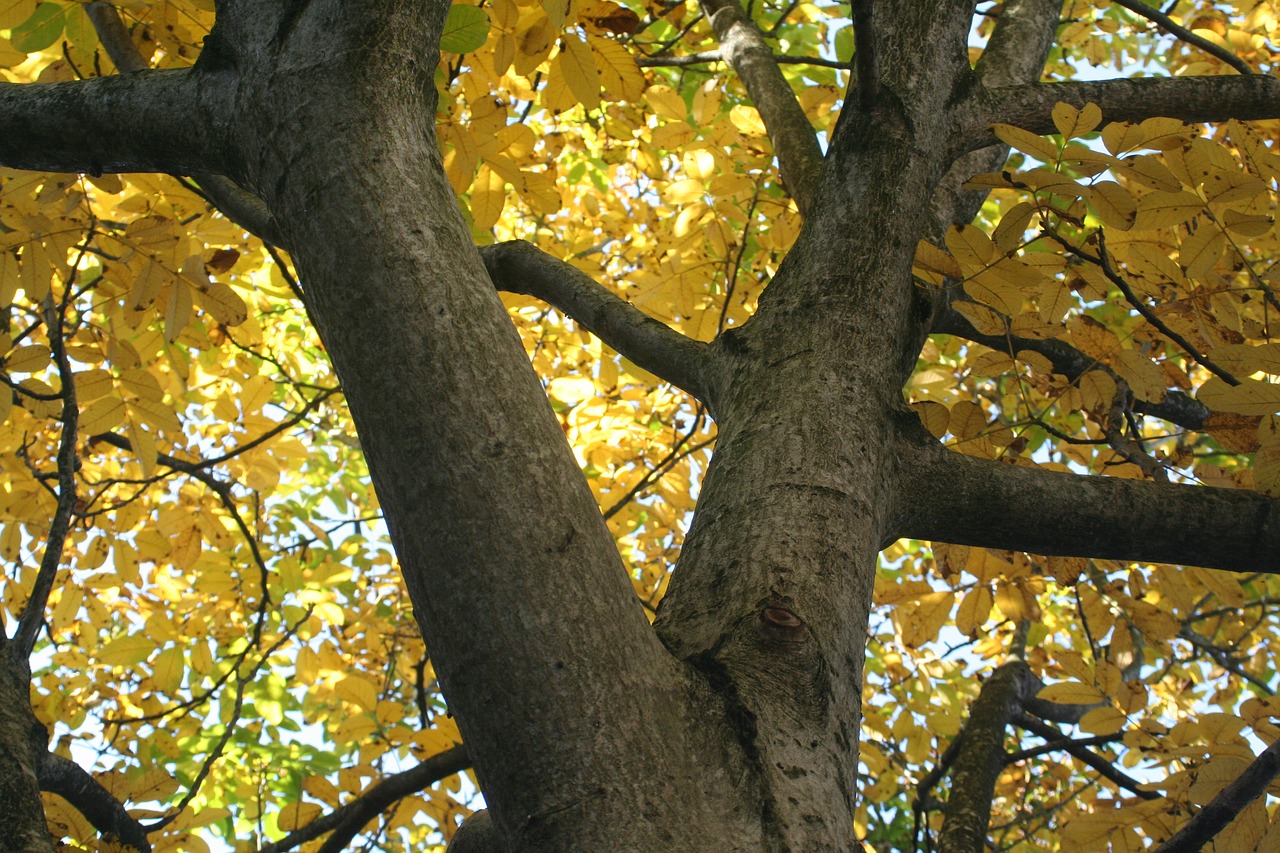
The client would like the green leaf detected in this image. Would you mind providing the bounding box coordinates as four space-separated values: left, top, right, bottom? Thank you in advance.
440 5 490 54
10 2 64 53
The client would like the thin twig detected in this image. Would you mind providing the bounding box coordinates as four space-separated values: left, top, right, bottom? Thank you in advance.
13 262 85 657
1111 0 1254 75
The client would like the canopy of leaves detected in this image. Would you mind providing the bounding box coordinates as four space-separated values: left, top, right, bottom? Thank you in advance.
2 0 1280 850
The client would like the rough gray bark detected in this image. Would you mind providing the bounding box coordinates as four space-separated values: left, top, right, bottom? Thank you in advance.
0 638 55 853
2 1 1279 850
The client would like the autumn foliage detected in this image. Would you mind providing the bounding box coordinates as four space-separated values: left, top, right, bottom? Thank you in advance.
3 0 1280 851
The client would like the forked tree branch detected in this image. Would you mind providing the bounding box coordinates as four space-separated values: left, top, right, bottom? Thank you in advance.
478 241 718 406
1150 735 1280 853
894 429 1280 574
1110 0 1254 75
978 76 1280 146
697 0 824 215
84 1 284 247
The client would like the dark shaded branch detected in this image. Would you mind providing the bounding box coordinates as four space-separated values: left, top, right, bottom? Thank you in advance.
1013 714 1159 800
259 746 471 853
894 427 1280 574
932 304 1211 430
636 51 850 69
697 0 824 214
1111 0 1254 75
84 2 284 246
850 0 878 110
39 751 151 852
0 71 226 175
980 76 1280 147
13 297 78 658
478 241 718 406
1151 735 1280 853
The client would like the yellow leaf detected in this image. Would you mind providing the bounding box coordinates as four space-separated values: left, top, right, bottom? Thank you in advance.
952 300 1006 335
334 714 378 744
955 584 993 636
4 343 49 373
559 32 601 112
336 674 379 711
80 395 126 435
588 33 643 102
0 0 36 29
910 401 948 439
993 581 1028 621
1078 369 1117 413
278 802 323 832
1113 350 1167 403
992 123 1059 162
949 400 987 441
165 268 194 343
1199 377 1280 416
1086 181 1136 230
99 635 155 666
729 104 766 137
945 224 995 271
913 239 961 280
899 590 953 649
1133 190 1203 230
1037 680 1105 704
548 375 595 403
646 85 687 122
470 164 506 231
1178 225 1225 279
152 646 184 694
1079 705 1126 735
1256 441 1280 497
1052 101 1102 140
73 369 114 402
519 171 560 215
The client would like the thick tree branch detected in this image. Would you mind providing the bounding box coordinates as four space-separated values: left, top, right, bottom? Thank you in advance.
932 305 1211 430
478 241 718 406
0 71 227 175
894 430 1280 574
1110 0 1254 76
938 662 1037 853
697 0 823 215
259 746 470 853
0 639 54 852
84 2 284 247
39 751 151 852
1151 735 1280 853
979 76 1280 145
973 0 1063 89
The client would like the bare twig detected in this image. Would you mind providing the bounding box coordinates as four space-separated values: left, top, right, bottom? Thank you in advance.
1013 714 1159 800
258 746 471 853
14 284 82 658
